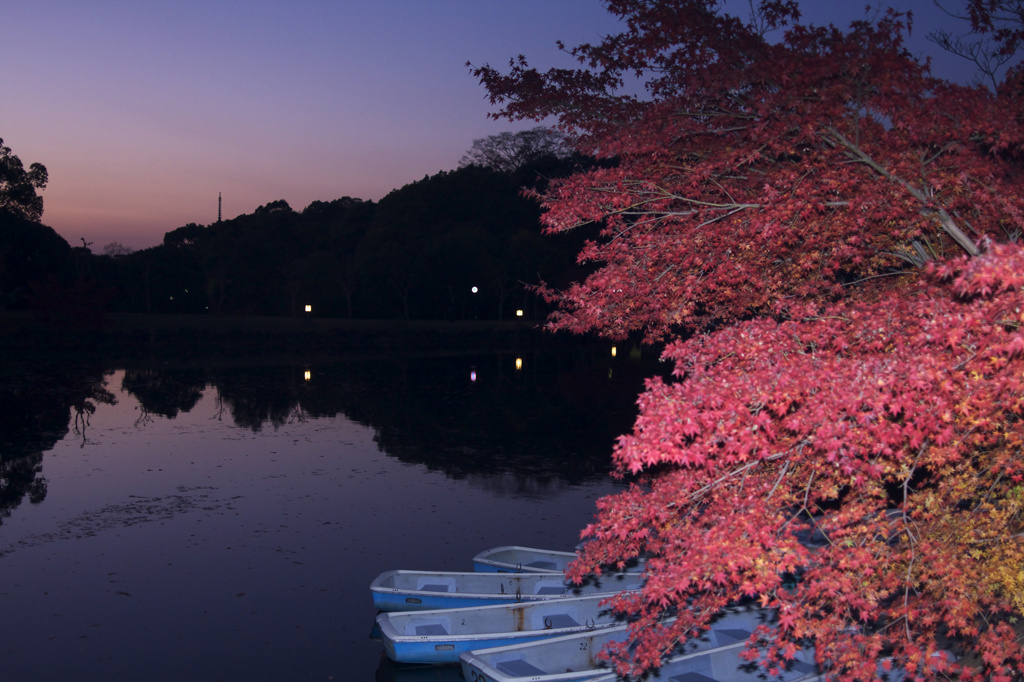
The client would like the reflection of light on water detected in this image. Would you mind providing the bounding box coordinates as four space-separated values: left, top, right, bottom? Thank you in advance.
0 360 631 682
462 471 611 499
515 358 523 371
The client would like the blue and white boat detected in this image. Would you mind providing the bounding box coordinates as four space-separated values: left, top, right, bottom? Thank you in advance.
458 607 784 682
377 594 628 664
472 546 645 574
472 546 578 573
370 570 643 612
459 622 639 682
584 641 821 682
582 647 955 682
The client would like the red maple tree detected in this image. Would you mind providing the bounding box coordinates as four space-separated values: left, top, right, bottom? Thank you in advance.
473 1 1024 679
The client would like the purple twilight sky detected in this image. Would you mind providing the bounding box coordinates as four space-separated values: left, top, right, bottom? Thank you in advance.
2 1 985 251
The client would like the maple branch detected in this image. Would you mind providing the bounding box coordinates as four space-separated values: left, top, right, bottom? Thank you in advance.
902 444 925 512
666 197 761 211
976 471 1005 512
672 108 757 121
842 271 916 286
904 551 917 641
970 531 1024 545
688 453 779 502
822 126 981 258
653 264 677 282
766 461 791 501
886 239 938 268
952 352 978 372
920 142 956 168
801 471 816 515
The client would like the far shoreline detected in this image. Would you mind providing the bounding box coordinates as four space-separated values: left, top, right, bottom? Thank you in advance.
0 311 623 364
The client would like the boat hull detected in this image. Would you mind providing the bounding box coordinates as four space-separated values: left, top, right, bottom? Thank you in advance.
458 606 781 682
370 570 642 613
377 595 626 664
472 546 578 573
459 624 634 682
472 546 645 575
585 644 821 682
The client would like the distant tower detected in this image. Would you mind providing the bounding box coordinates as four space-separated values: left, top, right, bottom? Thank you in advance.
218 192 222 223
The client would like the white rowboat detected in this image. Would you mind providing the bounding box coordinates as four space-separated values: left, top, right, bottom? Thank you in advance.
371 570 643 612
377 594 628 664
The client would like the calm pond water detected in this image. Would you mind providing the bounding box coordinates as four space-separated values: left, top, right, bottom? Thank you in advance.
0 344 660 681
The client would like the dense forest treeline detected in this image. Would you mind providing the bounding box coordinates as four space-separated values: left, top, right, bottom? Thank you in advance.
0 132 598 324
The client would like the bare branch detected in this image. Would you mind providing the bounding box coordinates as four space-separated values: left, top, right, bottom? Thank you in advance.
824 127 981 257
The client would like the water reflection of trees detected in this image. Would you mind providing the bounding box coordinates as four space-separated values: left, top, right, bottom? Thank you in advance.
147 347 661 485
1 344 662 505
121 367 205 421
327 348 660 485
208 365 316 431
145 346 658 484
0 363 114 523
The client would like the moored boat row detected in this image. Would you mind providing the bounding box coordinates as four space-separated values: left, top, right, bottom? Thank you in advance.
368 545 823 682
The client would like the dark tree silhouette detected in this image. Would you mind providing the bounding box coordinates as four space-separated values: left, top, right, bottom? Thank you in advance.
0 210 71 310
0 137 48 222
459 127 570 173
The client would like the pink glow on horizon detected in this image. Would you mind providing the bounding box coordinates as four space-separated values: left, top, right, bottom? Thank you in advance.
1 0 985 251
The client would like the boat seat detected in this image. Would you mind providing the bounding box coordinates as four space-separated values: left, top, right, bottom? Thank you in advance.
526 560 558 570
419 583 451 593
670 673 718 682
712 628 751 645
544 613 579 629
496 659 547 677
414 624 449 636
